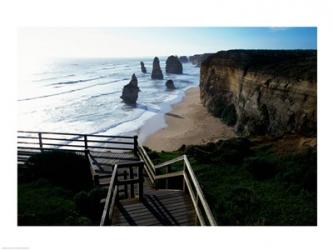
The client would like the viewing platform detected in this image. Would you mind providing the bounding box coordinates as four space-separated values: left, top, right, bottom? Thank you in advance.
17 131 217 226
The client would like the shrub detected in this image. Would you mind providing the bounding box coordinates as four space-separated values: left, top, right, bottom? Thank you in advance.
244 156 278 180
278 148 317 192
216 186 261 225
74 188 106 220
26 150 93 191
74 191 90 215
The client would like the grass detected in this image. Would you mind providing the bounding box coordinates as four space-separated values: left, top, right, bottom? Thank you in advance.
146 137 317 225
18 150 105 226
18 179 93 225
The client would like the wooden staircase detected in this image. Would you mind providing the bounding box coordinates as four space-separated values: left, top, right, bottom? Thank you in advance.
17 131 217 226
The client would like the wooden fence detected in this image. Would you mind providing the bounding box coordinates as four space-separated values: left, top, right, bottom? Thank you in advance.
17 131 138 165
100 161 144 226
137 146 217 226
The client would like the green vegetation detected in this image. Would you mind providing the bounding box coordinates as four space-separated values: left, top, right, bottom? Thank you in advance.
24 150 93 191
146 137 317 225
18 150 105 226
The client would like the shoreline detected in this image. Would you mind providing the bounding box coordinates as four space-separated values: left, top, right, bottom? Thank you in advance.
142 86 236 152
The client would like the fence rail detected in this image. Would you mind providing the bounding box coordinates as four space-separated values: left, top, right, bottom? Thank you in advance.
100 161 144 226
17 131 138 165
137 146 217 226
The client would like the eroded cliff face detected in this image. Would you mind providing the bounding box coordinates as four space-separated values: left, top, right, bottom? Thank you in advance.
200 50 317 136
189 53 213 67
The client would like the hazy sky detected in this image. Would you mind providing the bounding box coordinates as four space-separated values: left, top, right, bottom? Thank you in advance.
18 27 317 59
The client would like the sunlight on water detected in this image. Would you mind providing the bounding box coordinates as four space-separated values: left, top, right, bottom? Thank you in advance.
18 57 200 136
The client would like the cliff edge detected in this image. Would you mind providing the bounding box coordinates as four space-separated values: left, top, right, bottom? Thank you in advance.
200 50 317 136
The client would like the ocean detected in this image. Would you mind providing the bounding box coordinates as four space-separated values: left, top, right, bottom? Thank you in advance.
18 57 199 143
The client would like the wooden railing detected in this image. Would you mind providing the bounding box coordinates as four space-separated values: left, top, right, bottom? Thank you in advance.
17 131 138 165
100 161 144 226
137 146 217 226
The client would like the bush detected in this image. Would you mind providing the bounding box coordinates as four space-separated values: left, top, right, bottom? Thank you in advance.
74 191 90 215
26 150 93 191
74 188 106 219
185 138 251 164
244 156 278 180
216 186 261 225
277 148 317 192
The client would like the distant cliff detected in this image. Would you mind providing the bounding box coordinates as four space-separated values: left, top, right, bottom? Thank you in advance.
200 50 317 136
189 53 213 66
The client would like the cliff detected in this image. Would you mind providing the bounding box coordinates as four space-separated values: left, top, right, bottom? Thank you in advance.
189 53 213 66
200 50 317 136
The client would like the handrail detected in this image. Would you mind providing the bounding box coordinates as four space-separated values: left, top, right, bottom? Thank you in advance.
18 130 134 139
137 146 217 226
100 164 118 226
99 161 145 225
154 156 184 169
183 155 217 226
17 131 138 165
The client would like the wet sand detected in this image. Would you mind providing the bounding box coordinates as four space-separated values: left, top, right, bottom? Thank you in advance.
143 87 236 151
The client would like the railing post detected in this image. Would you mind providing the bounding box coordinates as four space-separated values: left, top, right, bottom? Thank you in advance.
84 135 89 159
183 156 186 192
129 166 134 198
138 163 143 201
165 165 169 189
84 135 88 150
124 170 128 199
38 132 43 152
134 135 138 156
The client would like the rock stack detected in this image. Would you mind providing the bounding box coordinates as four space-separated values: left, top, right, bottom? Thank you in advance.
121 74 140 105
140 61 147 73
179 56 189 63
166 79 176 90
151 57 163 79
166 56 183 74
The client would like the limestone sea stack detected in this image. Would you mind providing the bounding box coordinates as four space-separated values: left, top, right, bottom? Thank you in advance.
179 56 189 63
121 74 140 105
151 57 163 79
140 61 147 73
200 50 317 136
165 79 176 90
166 56 183 74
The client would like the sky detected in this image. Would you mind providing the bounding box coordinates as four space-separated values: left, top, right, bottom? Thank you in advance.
18 27 317 59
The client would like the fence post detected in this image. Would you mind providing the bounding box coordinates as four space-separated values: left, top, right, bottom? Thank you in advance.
124 171 128 199
165 165 169 189
129 166 134 198
182 156 186 192
134 135 138 156
138 163 143 201
84 135 88 159
84 135 88 149
38 132 43 152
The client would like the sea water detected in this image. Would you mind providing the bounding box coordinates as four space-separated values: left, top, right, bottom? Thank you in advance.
18 57 199 142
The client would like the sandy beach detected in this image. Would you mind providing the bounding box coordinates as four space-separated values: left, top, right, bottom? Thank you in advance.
143 87 236 151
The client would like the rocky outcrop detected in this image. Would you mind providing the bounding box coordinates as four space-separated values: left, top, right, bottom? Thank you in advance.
179 56 189 63
151 57 163 79
166 56 183 74
121 74 140 105
189 53 213 66
140 61 147 73
200 50 317 136
165 79 176 90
